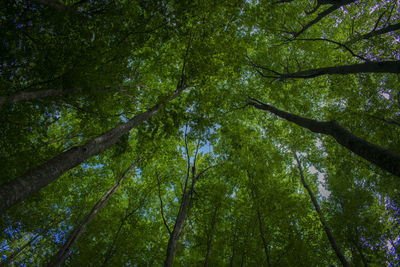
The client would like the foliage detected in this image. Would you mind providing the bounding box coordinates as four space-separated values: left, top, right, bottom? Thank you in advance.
1 0 399 266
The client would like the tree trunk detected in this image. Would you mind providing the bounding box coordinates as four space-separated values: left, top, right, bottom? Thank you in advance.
294 153 350 267
247 98 400 177
47 159 140 267
256 61 400 79
164 188 192 267
164 160 217 267
0 86 186 212
257 209 272 267
247 170 272 267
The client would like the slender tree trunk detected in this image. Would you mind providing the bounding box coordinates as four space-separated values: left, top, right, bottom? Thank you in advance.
256 61 400 79
164 187 192 267
47 158 140 267
257 209 272 267
164 160 217 267
247 98 400 177
204 205 219 267
0 86 186 212
294 153 350 267
247 171 272 266
0 218 61 266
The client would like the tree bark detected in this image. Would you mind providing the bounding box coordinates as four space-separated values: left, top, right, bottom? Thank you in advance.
247 98 400 177
294 153 350 267
0 86 186 212
255 61 400 79
47 158 140 267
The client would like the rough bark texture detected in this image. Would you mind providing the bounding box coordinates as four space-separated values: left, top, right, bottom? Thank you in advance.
0 86 186 212
248 98 400 177
257 61 400 79
48 159 139 267
294 153 350 267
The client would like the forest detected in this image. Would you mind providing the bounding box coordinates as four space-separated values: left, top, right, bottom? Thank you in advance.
0 0 399 266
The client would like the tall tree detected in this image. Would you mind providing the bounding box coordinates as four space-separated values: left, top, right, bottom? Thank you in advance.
294 153 349 266
47 157 141 266
247 97 400 177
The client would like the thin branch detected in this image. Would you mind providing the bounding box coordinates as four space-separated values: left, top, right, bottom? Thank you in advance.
156 171 171 235
293 37 369 62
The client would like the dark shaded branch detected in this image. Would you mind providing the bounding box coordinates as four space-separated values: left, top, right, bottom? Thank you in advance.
350 22 400 43
247 97 400 177
257 209 272 267
157 172 171 235
294 153 350 267
292 4 342 38
253 61 400 80
293 38 369 62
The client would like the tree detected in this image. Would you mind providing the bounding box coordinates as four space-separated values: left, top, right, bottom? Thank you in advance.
294 152 349 266
47 156 141 266
247 97 400 177
1 0 399 266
